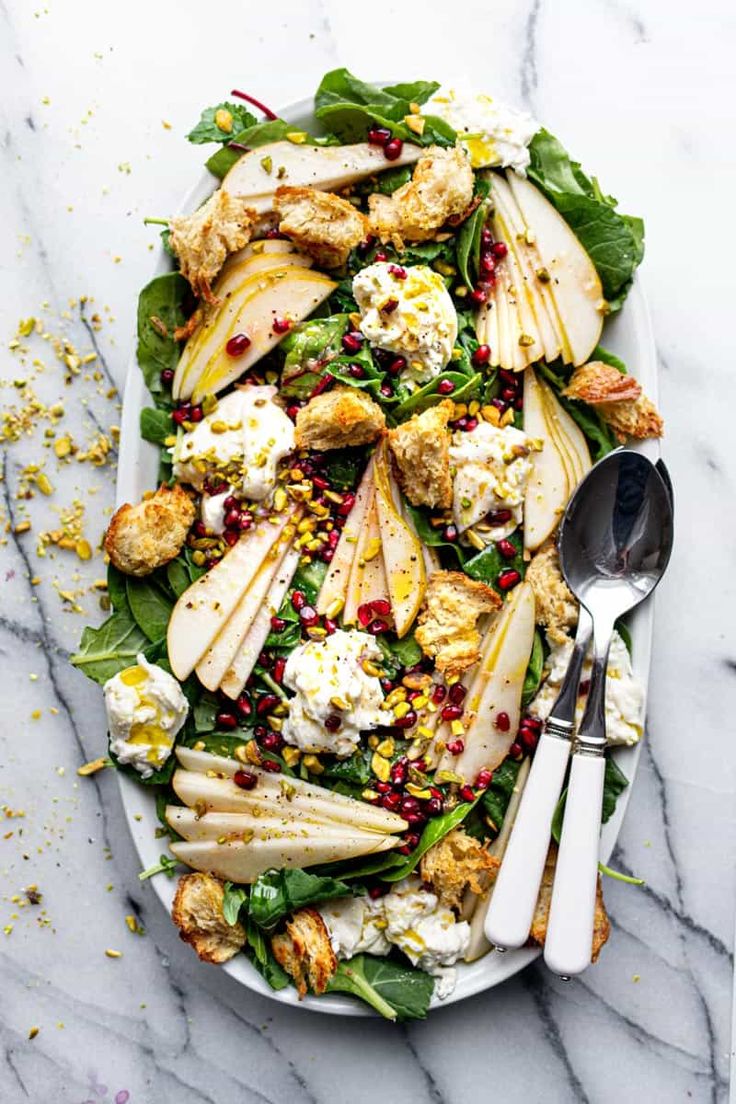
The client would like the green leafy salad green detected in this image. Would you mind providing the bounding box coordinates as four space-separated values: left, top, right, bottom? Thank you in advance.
70 69 651 1019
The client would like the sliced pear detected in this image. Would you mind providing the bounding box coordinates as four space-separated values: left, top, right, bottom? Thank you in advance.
343 491 388 624
523 368 571 552
539 380 591 486
167 515 291 680
222 141 422 214
373 441 426 638
506 172 604 365
165 806 384 843
170 832 397 883
195 518 299 691
220 543 301 699
444 582 535 782
316 457 375 616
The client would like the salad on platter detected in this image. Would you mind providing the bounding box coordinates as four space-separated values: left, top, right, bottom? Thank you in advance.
71 70 663 1020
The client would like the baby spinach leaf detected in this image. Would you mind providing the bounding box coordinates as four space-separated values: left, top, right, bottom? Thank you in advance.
71 610 149 684
591 344 627 374
390 370 482 423
376 632 423 674
314 68 453 148
222 882 249 925
137 273 192 400
527 129 644 310
551 756 629 843
108 742 176 787
245 920 290 988
106 564 130 613
206 119 325 178
191 692 219 734
166 550 206 597
455 176 491 288
522 630 545 709
381 799 478 883
373 166 412 195
140 407 173 446
327 955 434 1021
464 532 525 593
187 102 257 145
312 851 405 881
403 503 467 565
481 758 522 832
615 619 633 655
249 868 355 930
126 577 173 643
280 314 349 396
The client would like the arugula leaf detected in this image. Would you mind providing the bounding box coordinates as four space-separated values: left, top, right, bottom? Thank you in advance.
71 610 148 684
137 273 192 401
522 630 545 709
464 531 525 593
126 577 173 643
138 853 178 881
527 129 644 310
222 882 248 925
248 868 356 930
187 102 256 145
327 955 434 1021
381 799 478 883
455 176 491 288
246 921 291 989
551 756 629 842
314 69 454 148
140 407 173 446
480 758 522 832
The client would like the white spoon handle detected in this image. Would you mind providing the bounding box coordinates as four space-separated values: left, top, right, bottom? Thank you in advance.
484 732 571 949
543 751 605 976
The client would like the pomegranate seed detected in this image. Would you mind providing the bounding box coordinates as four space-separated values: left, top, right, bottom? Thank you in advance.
498 569 521 591
222 495 238 510
426 798 444 816
491 397 506 411
514 396 524 411
291 590 306 611
446 738 465 756
358 235 376 255
324 714 341 732
380 678 394 694
216 711 238 730
394 710 417 729
261 731 283 751
265 228 283 239
224 508 241 528
337 492 356 516
299 605 319 627
160 368 174 385
270 616 286 632
404 832 421 849
495 711 510 732
441 704 463 722
470 287 487 305
256 694 280 715
509 742 523 759
375 250 388 262
465 417 478 432
172 408 189 426
480 253 497 275
443 524 458 543
459 785 476 803
327 530 340 548
193 520 207 538
387 356 407 377
376 781 391 794
342 331 364 354
253 724 268 738
384 137 403 160
382 792 401 811
380 382 394 398
489 508 512 524
347 363 366 379
223 530 239 547
261 759 281 773
497 538 517 560
518 727 538 753
368 884 387 899
368 126 391 147
405 812 426 827
400 797 420 816
357 602 373 627
226 332 251 357
370 598 391 617
388 264 407 280
491 241 508 259
286 403 301 421
501 386 517 401
381 297 399 314
238 513 253 531
432 684 447 704
272 317 291 335
448 683 466 705
235 694 252 718
472 344 491 366
272 657 286 684
322 617 337 634
475 769 494 789
390 760 408 786
233 770 257 790
367 618 390 636
437 378 455 395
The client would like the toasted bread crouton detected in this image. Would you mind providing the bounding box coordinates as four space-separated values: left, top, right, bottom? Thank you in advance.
274 186 368 269
529 845 610 963
368 145 474 246
295 386 385 451
387 400 454 509
104 484 195 577
415 569 501 678
271 908 337 998
420 828 497 910
563 361 663 443
171 872 246 964
169 190 256 301
525 540 578 646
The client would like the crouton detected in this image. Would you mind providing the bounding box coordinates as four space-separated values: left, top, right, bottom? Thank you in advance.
104 484 195 577
387 400 454 509
563 361 663 443
529 845 610 963
171 872 246 965
415 569 501 678
274 186 368 270
368 145 474 246
169 190 256 301
295 386 385 451
271 907 337 998
420 828 497 910
525 540 578 646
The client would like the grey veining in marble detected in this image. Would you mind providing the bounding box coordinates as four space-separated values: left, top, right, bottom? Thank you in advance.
0 1 734 1101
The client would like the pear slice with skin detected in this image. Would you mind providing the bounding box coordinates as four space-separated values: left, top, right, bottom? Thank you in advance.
195 513 300 691
170 832 398 884
506 171 604 365
222 140 422 214
220 543 301 699
344 492 388 625
540 380 591 486
165 806 386 843
440 581 536 783
167 514 291 680
523 368 572 552
316 456 375 617
373 441 426 638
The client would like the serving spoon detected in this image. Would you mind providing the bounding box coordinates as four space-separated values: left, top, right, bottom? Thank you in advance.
485 450 673 967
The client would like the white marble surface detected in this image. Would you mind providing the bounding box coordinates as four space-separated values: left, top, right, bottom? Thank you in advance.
0 1 733 1101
